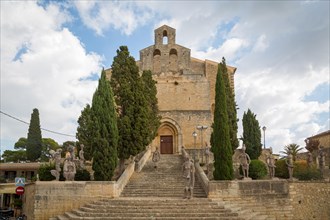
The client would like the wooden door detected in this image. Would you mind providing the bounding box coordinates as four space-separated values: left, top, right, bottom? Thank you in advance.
160 136 173 154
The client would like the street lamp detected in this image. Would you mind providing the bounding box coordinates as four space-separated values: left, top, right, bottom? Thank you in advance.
262 126 266 149
197 125 208 163
192 131 197 161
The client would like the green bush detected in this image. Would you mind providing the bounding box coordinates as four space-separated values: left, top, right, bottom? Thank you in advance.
275 159 289 179
275 159 323 180
249 160 267 179
75 169 91 181
294 168 322 180
38 163 64 181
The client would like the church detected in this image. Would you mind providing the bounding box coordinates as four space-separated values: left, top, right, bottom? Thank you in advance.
109 25 237 154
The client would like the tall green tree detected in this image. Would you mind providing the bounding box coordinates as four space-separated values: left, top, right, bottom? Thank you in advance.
14 137 27 150
2 150 26 162
41 138 60 161
90 69 119 181
76 104 94 160
221 57 239 151
26 108 42 161
210 58 233 180
13 137 60 162
141 70 161 145
110 46 149 170
242 109 262 160
280 143 303 161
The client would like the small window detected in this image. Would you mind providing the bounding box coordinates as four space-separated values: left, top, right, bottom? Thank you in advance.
163 30 168 44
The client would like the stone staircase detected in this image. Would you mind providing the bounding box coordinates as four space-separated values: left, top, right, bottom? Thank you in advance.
54 198 243 220
121 154 206 198
51 154 273 220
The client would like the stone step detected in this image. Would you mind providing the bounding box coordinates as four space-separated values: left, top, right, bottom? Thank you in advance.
63 212 242 220
92 198 220 206
79 207 230 214
72 210 239 218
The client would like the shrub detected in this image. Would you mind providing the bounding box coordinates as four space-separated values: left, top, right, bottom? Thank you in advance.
294 168 322 180
293 160 322 180
38 163 64 181
276 159 323 180
249 159 267 179
75 169 91 181
275 159 288 179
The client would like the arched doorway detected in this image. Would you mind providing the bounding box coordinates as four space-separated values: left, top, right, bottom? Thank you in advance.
154 118 182 154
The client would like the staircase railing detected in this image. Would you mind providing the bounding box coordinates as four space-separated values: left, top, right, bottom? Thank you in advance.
135 146 152 172
195 162 209 194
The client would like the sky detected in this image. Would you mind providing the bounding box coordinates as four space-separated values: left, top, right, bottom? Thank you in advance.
1 1 329 156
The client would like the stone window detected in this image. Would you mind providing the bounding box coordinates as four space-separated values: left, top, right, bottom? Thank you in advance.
163 30 168 44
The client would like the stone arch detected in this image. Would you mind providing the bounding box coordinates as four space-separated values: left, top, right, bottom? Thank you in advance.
154 117 182 154
169 48 178 72
162 30 168 44
153 49 161 73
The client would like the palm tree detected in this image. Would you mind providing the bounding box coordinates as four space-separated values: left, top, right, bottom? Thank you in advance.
280 143 303 161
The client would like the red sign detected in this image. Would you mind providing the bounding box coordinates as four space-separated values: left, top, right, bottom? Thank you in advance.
15 186 25 195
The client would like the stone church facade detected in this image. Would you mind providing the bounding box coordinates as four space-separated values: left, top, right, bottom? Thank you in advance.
109 25 236 154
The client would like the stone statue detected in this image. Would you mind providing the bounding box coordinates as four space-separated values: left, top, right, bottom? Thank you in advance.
307 152 313 168
286 153 294 180
63 156 76 181
266 148 276 179
239 144 251 178
318 146 325 176
79 144 85 169
66 145 75 160
50 148 62 181
152 147 161 168
205 142 210 167
182 157 195 199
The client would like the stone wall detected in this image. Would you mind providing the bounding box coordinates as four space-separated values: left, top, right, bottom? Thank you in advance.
205 179 330 219
290 182 330 220
23 162 136 220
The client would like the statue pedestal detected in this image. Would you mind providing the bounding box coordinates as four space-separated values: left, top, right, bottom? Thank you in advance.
242 177 252 181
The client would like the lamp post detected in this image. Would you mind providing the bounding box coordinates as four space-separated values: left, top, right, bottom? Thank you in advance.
262 126 266 149
197 125 208 163
192 131 197 161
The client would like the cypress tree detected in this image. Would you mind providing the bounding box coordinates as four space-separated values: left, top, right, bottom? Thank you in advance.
210 59 233 180
110 46 149 170
26 108 42 161
76 104 94 160
221 57 239 152
242 109 262 159
90 69 118 180
141 70 161 145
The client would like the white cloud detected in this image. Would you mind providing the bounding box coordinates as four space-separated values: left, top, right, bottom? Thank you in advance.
1 1 102 149
73 1 153 36
253 34 268 52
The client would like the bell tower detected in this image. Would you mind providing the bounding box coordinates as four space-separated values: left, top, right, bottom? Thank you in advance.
154 25 176 46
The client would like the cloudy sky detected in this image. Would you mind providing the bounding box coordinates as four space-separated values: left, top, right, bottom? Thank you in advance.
1 1 329 155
